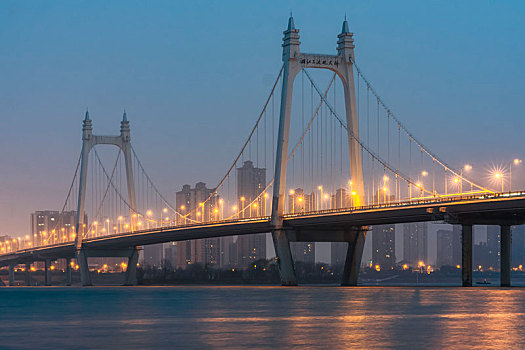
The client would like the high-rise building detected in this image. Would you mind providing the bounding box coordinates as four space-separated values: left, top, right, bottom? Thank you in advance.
331 188 351 209
164 242 177 268
372 225 395 270
291 242 315 264
174 182 221 268
30 210 78 247
403 223 428 266
436 229 454 267
288 188 315 214
143 244 164 267
487 225 500 269
0 235 14 254
288 188 316 266
512 225 525 267
331 242 347 267
452 225 462 266
235 161 267 268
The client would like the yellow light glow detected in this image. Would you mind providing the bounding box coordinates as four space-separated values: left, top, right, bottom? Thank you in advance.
163 208 168 213
240 197 245 201
402 264 409 270
383 175 389 182
318 186 323 190
514 159 522 165
180 205 185 210
464 164 472 171
375 264 381 272
351 191 356 196
289 189 295 195
421 171 428 177
264 193 268 198
297 197 303 203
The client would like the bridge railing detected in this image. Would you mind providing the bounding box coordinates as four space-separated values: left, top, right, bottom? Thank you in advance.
283 191 525 219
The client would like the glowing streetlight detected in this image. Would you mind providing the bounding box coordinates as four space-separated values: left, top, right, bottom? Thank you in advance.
510 159 522 191
494 172 504 192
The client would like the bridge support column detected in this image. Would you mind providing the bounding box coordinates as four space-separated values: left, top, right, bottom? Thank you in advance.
65 258 72 286
25 263 31 286
501 225 512 287
77 250 92 286
124 248 139 286
461 224 473 287
272 230 297 286
341 229 366 286
8 264 15 286
44 259 52 286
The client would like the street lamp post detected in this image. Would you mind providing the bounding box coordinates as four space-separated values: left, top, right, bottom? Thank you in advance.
510 159 522 192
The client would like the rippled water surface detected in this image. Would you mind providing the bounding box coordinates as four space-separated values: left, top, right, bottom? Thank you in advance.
1 286 525 349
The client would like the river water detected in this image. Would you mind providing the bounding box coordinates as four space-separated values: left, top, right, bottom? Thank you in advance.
1 286 524 349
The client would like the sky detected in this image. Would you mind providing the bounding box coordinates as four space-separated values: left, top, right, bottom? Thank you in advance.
0 1 524 263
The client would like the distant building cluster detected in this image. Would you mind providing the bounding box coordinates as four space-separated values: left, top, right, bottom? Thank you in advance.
143 161 267 270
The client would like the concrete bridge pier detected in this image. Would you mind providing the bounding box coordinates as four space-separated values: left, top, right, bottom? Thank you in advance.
77 250 92 286
44 259 52 286
25 263 32 286
500 225 512 287
8 264 15 286
461 224 473 287
123 248 139 286
272 230 298 286
341 229 367 286
65 258 72 286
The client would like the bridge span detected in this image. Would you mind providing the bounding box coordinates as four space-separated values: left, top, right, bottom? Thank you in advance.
3 192 525 287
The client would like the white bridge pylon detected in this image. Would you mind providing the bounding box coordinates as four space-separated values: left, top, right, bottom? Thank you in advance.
271 17 365 286
75 111 139 286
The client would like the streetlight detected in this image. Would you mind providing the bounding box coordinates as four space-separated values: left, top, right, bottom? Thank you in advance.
494 172 504 192
289 190 295 214
463 164 473 192
510 159 522 192
240 197 245 218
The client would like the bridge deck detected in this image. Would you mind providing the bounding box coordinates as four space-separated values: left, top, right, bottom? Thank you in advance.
1 192 525 266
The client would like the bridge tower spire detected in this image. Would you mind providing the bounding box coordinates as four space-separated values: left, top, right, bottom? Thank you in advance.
75 111 139 286
271 16 366 286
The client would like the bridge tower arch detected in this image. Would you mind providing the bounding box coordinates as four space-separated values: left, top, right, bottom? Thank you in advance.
75 111 139 286
271 17 366 286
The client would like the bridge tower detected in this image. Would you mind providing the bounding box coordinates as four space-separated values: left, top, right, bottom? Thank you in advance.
75 111 139 286
271 16 366 286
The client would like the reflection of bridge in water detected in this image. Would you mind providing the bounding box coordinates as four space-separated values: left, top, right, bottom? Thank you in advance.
2 17 524 287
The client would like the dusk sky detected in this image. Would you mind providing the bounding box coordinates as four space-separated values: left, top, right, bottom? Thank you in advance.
1 0 524 256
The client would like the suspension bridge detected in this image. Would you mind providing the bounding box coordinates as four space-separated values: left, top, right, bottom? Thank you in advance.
1 17 524 287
